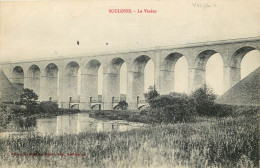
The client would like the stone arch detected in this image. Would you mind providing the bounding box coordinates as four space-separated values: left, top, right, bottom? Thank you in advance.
240 49 260 79
45 63 58 77
43 63 59 101
27 64 41 96
161 53 183 71
225 46 260 90
132 55 151 73
161 52 188 94
193 50 224 91
105 57 127 104
12 66 24 84
85 59 101 75
195 50 219 70
81 59 102 106
107 57 125 73
91 104 101 110
64 61 80 103
230 46 257 68
71 104 79 109
27 64 41 77
129 55 153 109
65 61 80 76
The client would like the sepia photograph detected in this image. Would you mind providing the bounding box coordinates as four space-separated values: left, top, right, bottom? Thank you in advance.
0 0 259 167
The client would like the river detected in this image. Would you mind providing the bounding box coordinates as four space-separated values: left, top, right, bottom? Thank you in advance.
0 113 146 137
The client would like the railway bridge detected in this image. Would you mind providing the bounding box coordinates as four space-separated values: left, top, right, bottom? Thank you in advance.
0 37 259 110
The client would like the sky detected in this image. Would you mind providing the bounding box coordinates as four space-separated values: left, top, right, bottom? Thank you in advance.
1 0 260 95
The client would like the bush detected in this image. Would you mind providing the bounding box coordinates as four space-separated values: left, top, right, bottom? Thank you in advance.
147 94 196 123
58 108 80 115
191 84 217 116
0 103 14 129
115 100 128 110
212 104 233 117
36 101 59 114
232 105 260 117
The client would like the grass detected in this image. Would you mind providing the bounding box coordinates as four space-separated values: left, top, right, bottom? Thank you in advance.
0 115 258 168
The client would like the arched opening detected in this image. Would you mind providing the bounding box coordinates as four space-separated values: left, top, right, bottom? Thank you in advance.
241 50 260 79
131 55 154 104
175 57 188 93
120 62 127 101
84 59 101 102
161 53 188 94
206 53 223 95
98 65 103 100
44 63 58 101
194 50 223 93
144 60 154 92
12 66 24 85
229 47 260 88
64 61 80 103
106 57 127 103
27 65 41 96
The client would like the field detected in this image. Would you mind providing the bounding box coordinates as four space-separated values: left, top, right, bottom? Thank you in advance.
0 115 258 168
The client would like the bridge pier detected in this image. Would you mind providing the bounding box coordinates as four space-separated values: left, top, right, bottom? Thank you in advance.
127 71 145 110
160 69 174 95
39 75 46 101
24 74 41 98
188 68 206 93
154 54 162 93
223 66 241 93
103 72 120 110
80 73 99 110
58 68 64 108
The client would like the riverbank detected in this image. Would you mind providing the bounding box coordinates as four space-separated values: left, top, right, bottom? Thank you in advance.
0 104 82 132
29 108 81 119
0 115 258 168
89 110 148 123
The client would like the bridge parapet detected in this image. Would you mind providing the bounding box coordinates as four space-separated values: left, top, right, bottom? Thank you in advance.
90 99 102 103
70 100 80 103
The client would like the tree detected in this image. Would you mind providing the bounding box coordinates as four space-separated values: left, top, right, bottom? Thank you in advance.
191 84 217 116
19 88 38 112
144 86 159 103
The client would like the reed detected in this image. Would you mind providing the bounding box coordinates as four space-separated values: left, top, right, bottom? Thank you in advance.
0 115 258 168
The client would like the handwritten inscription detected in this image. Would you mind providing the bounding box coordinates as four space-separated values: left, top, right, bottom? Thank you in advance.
192 2 216 8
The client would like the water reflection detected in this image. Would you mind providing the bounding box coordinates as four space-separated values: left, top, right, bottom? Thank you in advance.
16 117 37 129
2 113 145 136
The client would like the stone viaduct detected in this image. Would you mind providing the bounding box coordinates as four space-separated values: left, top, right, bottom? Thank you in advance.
0 37 260 110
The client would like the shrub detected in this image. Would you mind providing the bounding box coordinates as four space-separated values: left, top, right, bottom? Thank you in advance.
58 108 80 114
213 104 233 117
0 103 14 129
36 101 59 114
115 100 128 110
147 93 196 123
191 84 217 116
232 105 260 117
